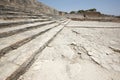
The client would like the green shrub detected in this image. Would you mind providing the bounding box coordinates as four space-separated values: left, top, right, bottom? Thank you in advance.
70 11 76 14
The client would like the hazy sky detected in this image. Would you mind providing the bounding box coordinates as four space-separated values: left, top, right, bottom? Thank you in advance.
38 0 120 16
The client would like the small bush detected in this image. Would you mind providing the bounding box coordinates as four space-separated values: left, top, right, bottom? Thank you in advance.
70 11 76 14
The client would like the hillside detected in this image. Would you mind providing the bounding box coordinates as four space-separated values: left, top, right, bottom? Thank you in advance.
0 0 59 15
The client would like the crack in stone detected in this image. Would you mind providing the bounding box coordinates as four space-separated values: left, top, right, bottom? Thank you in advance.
71 30 80 34
69 42 91 60
109 46 120 53
69 42 110 69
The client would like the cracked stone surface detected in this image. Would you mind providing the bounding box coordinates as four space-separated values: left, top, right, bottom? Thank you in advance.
18 21 120 80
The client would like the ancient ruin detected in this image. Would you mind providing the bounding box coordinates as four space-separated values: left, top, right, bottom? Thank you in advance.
0 0 120 80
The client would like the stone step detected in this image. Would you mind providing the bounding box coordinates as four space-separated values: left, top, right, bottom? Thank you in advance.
0 21 55 38
0 18 50 28
0 23 65 80
0 5 34 15
0 11 30 15
0 22 60 58
0 15 40 20
0 14 50 20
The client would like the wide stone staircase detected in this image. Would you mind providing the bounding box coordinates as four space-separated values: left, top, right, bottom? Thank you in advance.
0 8 69 80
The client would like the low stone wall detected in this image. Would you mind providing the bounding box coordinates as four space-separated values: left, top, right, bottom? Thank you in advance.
65 13 120 22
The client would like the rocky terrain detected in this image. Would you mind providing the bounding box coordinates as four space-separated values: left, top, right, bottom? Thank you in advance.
18 20 120 80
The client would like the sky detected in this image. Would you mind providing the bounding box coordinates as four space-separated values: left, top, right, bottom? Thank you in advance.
38 0 120 16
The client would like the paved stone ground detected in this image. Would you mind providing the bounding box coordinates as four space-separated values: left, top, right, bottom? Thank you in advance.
18 20 120 80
